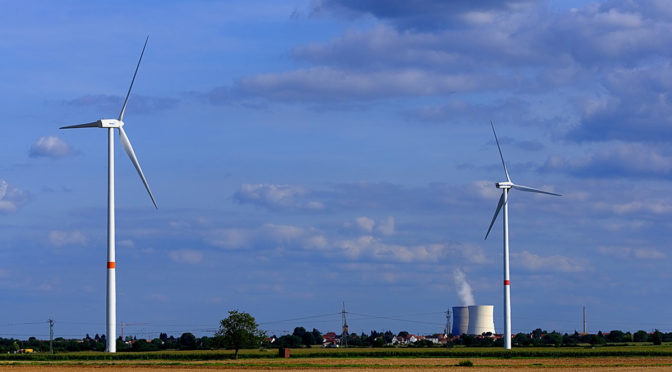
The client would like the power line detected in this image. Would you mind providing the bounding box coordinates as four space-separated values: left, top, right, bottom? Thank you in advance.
259 313 340 325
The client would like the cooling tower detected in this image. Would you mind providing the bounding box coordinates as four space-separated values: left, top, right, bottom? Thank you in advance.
451 306 469 335
467 305 495 335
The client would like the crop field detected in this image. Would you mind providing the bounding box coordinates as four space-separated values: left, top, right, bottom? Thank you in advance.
1 346 672 371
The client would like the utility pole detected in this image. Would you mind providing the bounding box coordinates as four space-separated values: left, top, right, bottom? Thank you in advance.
583 306 587 334
49 319 54 354
341 302 349 348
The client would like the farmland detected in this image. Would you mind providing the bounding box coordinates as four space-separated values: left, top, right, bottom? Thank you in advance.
1 346 672 371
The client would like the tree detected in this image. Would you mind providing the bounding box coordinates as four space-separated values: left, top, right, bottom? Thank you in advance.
634 330 648 343
311 329 323 345
215 310 266 359
276 335 302 348
179 332 197 350
277 335 302 348
606 330 626 343
541 332 563 346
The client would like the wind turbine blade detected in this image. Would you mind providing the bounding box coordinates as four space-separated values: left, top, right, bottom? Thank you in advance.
490 121 511 182
512 184 561 196
485 192 505 240
118 127 157 209
60 121 100 129
118 36 149 122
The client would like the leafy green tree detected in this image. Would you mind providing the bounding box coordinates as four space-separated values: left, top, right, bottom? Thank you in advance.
413 339 434 347
373 336 385 347
215 310 266 359
606 330 624 343
292 327 306 338
531 328 545 339
652 330 663 345
276 335 302 348
562 333 579 346
302 332 316 346
179 332 197 350
589 333 606 345
513 333 530 346
634 330 648 342
541 332 563 346
461 334 474 346
311 329 323 345
132 339 159 352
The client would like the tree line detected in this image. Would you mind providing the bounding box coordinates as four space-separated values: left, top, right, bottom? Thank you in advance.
1 310 670 353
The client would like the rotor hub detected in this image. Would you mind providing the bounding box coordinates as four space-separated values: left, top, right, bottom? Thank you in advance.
100 119 124 128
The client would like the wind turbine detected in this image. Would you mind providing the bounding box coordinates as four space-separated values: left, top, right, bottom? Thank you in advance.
60 37 157 353
484 121 560 350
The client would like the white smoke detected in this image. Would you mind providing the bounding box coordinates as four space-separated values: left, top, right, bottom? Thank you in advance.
453 268 475 306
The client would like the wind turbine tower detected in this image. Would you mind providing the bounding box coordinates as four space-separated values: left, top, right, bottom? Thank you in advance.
484 121 560 349
60 37 157 353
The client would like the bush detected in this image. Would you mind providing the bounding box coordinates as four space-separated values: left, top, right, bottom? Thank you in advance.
457 359 474 367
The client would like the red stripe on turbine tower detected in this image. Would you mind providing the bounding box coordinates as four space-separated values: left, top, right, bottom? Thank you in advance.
504 280 510 285
107 262 116 269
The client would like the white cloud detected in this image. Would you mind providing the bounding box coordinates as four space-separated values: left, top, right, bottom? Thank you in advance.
376 216 395 235
634 248 666 259
49 230 87 247
236 67 487 102
168 249 204 264
594 200 672 215
207 228 252 249
336 235 475 264
206 223 323 251
545 143 672 178
29 136 74 158
204 219 486 265
355 216 375 232
514 251 587 273
598 246 666 260
0 180 29 213
474 180 501 200
118 239 135 248
234 184 324 210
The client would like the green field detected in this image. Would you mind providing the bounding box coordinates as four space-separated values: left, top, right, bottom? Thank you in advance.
1 344 672 361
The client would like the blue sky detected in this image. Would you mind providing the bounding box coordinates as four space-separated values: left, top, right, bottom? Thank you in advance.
1 0 671 339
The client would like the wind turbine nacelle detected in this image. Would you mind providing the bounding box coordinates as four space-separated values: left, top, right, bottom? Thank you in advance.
496 181 513 189
100 119 124 128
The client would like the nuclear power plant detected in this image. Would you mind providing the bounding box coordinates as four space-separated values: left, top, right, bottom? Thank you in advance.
451 305 495 335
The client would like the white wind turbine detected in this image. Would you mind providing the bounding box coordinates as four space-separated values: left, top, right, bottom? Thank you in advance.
484 121 560 350
60 37 157 353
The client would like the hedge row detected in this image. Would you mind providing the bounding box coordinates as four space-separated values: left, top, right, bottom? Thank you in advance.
1 346 671 361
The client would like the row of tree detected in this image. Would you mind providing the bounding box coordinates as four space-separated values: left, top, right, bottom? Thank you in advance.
1 311 670 354
508 329 671 347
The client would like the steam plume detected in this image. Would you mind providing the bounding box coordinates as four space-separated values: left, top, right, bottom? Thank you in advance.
453 268 475 306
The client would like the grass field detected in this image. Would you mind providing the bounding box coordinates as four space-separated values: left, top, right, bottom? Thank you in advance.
1 346 672 370
2 344 672 360
1 357 672 371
